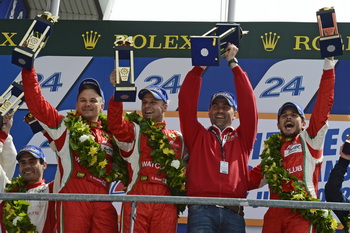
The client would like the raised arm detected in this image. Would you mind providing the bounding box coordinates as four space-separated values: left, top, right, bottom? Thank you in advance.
308 58 335 137
21 68 63 129
178 66 206 153
226 43 258 152
0 113 17 180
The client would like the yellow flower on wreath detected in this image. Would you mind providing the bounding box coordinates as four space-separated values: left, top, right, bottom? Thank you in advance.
76 122 88 131
272 173 278 181
331 218 338 230
99 159 108 168
88 146 98 156
4 202 11 211
292 194 305 200
89 156 97 166
163 147 175 155
309 209 318 214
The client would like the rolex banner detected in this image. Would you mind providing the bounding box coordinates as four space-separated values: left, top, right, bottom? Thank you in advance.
1 20 350 229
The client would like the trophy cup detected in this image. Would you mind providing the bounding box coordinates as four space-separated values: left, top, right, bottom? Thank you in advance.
0 81 25 128
24 112 44 134
190 23 248 66
317 7 343 58
12 11 58 70
113 40 137 102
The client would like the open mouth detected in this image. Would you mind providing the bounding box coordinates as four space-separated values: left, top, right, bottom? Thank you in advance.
143 110 154 116
23 170 33 176
215 114 225 120
284 122 294 130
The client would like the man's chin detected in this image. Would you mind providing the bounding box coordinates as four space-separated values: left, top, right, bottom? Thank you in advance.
142 114 153 119
281 130 298 138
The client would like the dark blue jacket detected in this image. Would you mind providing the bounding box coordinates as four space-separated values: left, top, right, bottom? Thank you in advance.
325 157 350 229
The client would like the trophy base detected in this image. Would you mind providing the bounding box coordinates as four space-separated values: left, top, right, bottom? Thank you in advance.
114 83 137 102
12 47 35 70
216 23 241 47
319 35 343 58
191 36 220 66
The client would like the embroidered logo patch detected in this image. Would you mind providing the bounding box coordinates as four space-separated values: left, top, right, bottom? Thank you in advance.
76 171 86 178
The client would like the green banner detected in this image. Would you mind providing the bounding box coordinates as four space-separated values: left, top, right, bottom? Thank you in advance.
0 19 349 59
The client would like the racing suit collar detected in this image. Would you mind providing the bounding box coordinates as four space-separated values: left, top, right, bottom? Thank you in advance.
209 124 234 135
25 179 46 190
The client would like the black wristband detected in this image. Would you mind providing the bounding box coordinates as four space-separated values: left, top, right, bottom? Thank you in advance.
228 57 238 66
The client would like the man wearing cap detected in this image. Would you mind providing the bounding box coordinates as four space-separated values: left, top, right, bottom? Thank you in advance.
178 43 258 232
21 68 119 233
249 57 335 232
108 70 186 233
0 145 56 233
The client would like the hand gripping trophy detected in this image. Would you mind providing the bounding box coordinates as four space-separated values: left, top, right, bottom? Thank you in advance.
12 11 58 70
0 81 24 128
190 23 248 66
113 38 137 102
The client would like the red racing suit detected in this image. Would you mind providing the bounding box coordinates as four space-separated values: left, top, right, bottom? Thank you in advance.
22 68 119 233
178 66 258 199
108 98 185 233
249 64 335 233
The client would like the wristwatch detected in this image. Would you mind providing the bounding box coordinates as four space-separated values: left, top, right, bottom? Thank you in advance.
228 57 238 66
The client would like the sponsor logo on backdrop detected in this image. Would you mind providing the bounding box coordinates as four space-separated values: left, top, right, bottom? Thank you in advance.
254 59 338 113
261 32 280 51
0 32 17 46
82 30 101 50
113 34 191 50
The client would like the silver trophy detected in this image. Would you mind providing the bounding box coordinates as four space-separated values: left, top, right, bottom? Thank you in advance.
0 81 25 128
12 11 58 70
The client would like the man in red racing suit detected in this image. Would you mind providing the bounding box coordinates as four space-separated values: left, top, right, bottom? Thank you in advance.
107 72 185 233
249 57 335 233
22 68 119 233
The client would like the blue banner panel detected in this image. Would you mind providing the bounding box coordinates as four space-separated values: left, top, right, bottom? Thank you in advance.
0 0 27 19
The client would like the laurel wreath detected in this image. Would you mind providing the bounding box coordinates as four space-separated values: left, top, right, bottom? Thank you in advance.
124 111 186 214
260 133 338 233
343 214 350 232
3 176 38 233
64 111 128 185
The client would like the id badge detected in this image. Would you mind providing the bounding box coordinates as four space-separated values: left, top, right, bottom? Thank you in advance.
220 161 229 174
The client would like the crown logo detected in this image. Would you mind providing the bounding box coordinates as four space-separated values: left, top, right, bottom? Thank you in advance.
261 32 280 51
82 30 101 50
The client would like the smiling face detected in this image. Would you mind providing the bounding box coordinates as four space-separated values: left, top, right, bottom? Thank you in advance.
18 153 47 184
76 89 104 122
141 92 168 123
209 97 236 131
277 108 306 138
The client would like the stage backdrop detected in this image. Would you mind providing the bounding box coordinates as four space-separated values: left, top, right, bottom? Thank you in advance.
1 19 350 230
